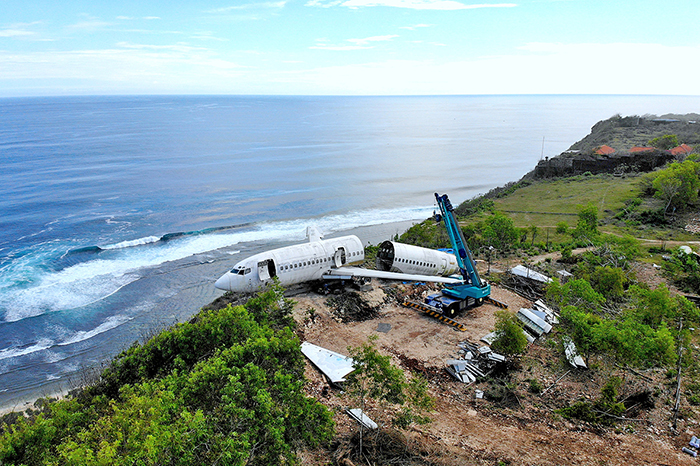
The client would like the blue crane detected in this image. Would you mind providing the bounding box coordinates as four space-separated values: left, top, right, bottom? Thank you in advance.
427 193 491 317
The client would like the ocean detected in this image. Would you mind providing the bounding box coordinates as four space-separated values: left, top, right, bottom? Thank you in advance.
1 94 699 409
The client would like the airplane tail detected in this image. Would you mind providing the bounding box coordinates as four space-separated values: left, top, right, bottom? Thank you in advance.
306 226 324 242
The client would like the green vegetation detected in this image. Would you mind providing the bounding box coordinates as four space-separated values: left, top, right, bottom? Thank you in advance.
559 376 625 425
490 310 528 356
0 283 335 466
345 337 434 430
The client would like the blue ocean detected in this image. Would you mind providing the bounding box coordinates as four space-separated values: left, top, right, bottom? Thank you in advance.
1 95 699 408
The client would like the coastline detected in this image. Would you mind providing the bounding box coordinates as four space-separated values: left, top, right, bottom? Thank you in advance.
0 218 422 415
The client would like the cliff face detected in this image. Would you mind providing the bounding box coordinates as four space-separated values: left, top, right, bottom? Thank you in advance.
533 149 674 178
531 114 699 179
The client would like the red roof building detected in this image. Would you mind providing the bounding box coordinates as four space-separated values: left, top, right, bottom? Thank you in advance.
671 144 694 156
594 145 615 156
629 146 655 153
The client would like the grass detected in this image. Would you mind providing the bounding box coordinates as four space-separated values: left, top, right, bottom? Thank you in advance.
492 174 642 228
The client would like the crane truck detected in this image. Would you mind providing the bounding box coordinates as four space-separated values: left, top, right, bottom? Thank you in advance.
425 193 491 317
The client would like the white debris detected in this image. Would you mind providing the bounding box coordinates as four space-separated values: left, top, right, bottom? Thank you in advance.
510 265 552 284
517 308 553 336
563 336 587 369
480 332 498 345
301 342 355 384
346 408 378 430
533 299 559 324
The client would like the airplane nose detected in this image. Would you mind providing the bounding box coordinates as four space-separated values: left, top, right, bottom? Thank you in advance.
214 274 231 291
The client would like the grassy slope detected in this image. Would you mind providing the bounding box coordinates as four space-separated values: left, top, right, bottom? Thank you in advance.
492 174 641 228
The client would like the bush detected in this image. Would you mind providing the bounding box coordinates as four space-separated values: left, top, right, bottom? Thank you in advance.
490 310 528 356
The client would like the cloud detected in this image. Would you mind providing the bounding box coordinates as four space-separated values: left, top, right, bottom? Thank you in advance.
400 24 433 30
191 31 227 41
311 35 398 50
281 42 700 95
306 0 517 10
206 2 287 13
0 45 248 95
347 35 399 45
0 21 42 38
116 42 207 53
67 16 112 31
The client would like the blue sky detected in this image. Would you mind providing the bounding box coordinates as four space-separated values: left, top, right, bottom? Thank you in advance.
1 0 699 96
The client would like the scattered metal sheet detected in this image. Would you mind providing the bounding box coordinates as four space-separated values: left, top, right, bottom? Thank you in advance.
481 331 498 345
301 341 355 385
517 308 553 336
556 269 573 283
487 352 506 363
376 322 391 333
510 265 552 284
475 389 484 399
533 299 559 324
563 336 587 369
346 408 378 430
522 329 536 344
478 345 492 355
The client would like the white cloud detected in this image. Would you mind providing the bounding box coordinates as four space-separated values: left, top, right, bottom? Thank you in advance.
191 31 227 41
206 2 287 13
400 24 433 30
311 35 398 50
116 42 207 52
0 21 42 38
306 0 517 10
281 42 700 95
0 45 247 94
0 28 35 37
347 35 399 45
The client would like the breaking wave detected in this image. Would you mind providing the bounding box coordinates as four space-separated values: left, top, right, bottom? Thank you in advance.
0 205 433 323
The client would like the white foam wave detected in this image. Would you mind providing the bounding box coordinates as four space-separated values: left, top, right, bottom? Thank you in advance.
0 339 54 361
58 315 131 346
102 235 160 250
0 205 432 322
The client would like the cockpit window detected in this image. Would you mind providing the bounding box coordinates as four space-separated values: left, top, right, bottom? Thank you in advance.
245 268 251 275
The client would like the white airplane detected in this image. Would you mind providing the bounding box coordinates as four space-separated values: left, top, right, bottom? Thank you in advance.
214 226 462 293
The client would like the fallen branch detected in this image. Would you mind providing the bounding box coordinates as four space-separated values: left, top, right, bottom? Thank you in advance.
541 370 571 396
590 408 645 423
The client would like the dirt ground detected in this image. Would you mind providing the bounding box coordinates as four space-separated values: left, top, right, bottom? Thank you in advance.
293 268 700 465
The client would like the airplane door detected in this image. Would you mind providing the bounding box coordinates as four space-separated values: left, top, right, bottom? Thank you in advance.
333 248 346 268
258 259 276 281
440 257 447 275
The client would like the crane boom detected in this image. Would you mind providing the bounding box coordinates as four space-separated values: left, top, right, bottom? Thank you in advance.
433 193 491 306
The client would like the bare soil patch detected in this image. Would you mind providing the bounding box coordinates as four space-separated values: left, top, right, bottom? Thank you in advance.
295 277 699 465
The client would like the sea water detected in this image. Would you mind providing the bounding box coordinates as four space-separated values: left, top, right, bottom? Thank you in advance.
1 94 698 408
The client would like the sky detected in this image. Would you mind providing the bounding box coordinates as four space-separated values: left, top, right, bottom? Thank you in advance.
1 0 699 96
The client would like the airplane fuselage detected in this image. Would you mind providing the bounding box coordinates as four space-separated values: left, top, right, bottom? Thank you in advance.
215 235 365 293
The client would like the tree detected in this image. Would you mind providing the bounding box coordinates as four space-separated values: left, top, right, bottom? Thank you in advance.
490 310 528 356
649 134 679 150
573 202 599 239
652 160 700 214
482 212 519 250
344 337 434 457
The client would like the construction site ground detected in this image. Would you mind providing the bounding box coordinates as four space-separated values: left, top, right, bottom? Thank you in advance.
293 267 699 465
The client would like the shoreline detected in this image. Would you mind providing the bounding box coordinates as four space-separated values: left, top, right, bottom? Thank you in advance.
0 218 422 415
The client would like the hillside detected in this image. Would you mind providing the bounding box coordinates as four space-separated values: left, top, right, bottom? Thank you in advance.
531 113 700 178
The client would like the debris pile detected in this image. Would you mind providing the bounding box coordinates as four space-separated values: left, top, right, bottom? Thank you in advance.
326 291 381 322
445 340 506 384
504 265 552 300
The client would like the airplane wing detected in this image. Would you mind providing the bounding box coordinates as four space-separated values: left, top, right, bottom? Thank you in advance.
323 267 463 284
